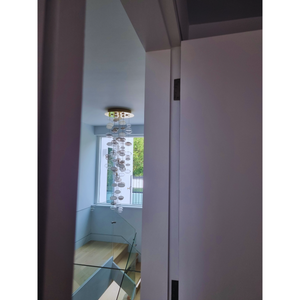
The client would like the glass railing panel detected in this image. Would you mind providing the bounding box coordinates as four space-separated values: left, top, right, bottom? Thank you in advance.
72 264 100 294
124 243 140 273
72 262 115 300
115 242 141 300
73 212 114 270
110 209 137 246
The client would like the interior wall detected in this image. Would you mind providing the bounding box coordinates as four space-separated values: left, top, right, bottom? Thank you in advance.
77 123 97 210
91 206 142 253
141 49 171 300
38 0 86 299
169 46 181 300
75 123 97 245
179 30 262 300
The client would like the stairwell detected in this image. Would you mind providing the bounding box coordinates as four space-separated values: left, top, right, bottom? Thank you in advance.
73 226 141 299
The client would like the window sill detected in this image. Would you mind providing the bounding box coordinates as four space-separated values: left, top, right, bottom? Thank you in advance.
92 203 143 209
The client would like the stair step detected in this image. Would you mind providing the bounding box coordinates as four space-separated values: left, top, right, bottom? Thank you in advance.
99 281 127 300
73 241 128 293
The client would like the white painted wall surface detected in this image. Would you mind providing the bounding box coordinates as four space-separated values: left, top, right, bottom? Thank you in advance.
77 123 97 210
91 206 142 253
141 50 171 300
75 123 97 245
179 31 262 300
169 46 181 300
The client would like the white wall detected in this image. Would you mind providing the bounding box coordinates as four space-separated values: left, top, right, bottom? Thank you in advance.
179 31 262 300
169 46 181 298
75 123 97 244
77 123 97 210
141 49 171 300
91 206 142 253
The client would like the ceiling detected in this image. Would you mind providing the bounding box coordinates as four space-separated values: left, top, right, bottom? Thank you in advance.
187 0 262 25
81 0 262 126
81 0 146 126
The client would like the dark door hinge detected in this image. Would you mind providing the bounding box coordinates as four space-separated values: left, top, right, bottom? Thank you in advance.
174 78 180 101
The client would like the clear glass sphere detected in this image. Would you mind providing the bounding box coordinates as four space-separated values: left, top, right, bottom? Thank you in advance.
111 166 118 172
106 122 114 129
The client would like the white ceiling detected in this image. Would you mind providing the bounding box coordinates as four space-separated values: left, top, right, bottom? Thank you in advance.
81 0 146 125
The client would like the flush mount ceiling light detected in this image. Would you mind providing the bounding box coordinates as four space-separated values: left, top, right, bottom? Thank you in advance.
104 108 134 213
104 108 134 119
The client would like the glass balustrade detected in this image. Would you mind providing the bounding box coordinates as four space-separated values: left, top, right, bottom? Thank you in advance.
72 208 140 300
116 244 141 300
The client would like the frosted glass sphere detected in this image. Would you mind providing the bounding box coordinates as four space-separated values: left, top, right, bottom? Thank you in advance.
110 205 116 211
115 190 121 194
107 142 112 146
119 120 126 125
117 207 123 213
119 132 125 137
118 196 124 200
125 142 132 146
106 122 113 129
125 129 132 134
106 133 113 138
110 196 117 200
113 117 119 122
118 182 125 188
111 200 117 205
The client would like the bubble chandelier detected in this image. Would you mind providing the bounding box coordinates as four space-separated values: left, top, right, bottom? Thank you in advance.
104 108 134 213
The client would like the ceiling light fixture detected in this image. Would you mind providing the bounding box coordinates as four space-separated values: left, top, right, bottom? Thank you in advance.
104 108 134 213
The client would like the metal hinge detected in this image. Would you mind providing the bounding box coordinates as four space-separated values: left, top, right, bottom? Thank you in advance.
174 78 180 101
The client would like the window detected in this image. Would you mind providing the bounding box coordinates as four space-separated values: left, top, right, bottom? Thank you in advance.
97 137 144 206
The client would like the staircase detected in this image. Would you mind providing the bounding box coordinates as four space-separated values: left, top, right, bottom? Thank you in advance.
72 208 141 300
